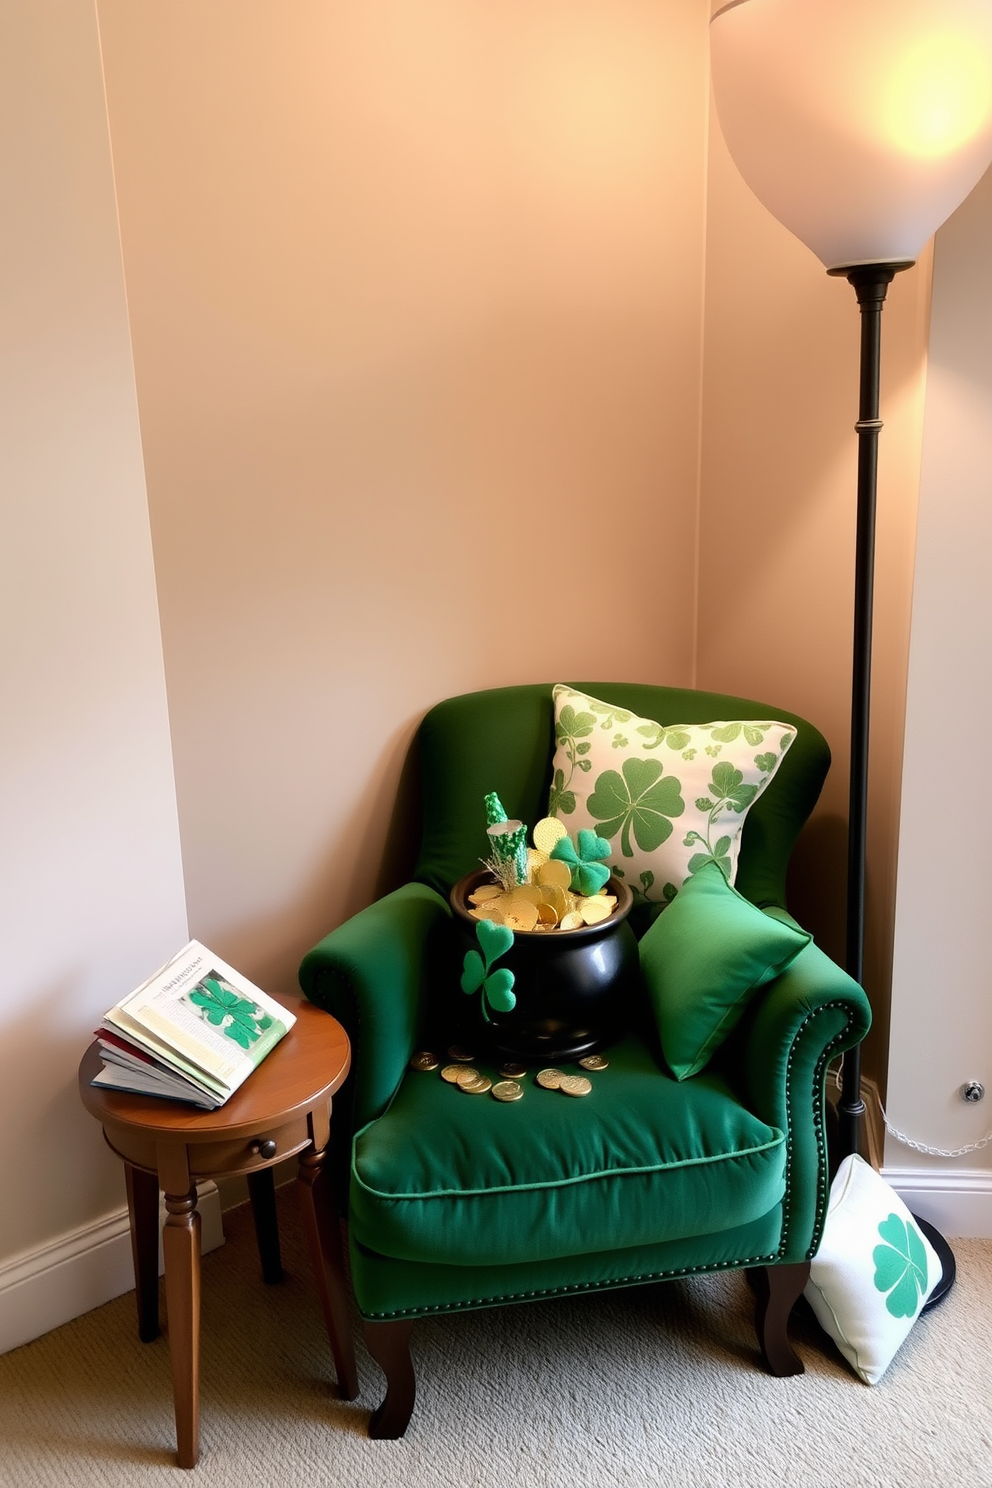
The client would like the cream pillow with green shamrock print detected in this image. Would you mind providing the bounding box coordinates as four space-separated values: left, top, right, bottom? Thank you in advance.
548 684 797 909
804 1155 940 1384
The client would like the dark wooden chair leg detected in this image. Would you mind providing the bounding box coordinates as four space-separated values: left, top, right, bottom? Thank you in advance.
124 1163 161 1342
752 1261 810 1377
247 1167 284 1284
363 1319 416 1439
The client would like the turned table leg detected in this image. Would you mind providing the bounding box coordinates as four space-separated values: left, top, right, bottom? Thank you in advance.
297 1136 359 1401
162 1185 202 1469
125 1163 161 1343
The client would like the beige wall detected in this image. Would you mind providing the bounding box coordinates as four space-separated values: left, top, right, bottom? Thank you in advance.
96 0 711 994
698 98 932 1084
886 168 992 1206
4 0 970 1349
0 0 187 1277
97 0 933 1066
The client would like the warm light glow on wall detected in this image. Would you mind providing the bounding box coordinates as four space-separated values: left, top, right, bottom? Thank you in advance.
710 0 992 269
884 37 992 159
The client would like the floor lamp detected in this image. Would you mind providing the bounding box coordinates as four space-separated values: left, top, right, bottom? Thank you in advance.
710 0 992 1304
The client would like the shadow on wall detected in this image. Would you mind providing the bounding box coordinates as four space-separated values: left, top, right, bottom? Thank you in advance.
787 811 847 970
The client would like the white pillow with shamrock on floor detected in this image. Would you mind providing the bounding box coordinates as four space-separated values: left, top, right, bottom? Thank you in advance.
805 1154 940 1384
547 684 796 910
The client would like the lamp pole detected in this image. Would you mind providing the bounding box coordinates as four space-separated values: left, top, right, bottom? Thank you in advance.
709 0 992 1324
828 262 905 1160
828 261 956 1305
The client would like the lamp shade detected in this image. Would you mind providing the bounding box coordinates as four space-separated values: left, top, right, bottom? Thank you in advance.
710 0 992 270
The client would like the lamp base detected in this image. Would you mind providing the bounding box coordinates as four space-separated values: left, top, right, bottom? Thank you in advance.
917 1215 956 1312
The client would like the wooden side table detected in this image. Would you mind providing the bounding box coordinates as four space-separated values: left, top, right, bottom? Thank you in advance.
78 995 358 1468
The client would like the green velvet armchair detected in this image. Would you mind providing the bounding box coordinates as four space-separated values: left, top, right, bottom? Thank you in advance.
299 682 870 1438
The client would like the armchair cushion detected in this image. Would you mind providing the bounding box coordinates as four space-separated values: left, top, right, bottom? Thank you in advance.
350 1035 786 1269
639 861 811 1080
548 684 796 912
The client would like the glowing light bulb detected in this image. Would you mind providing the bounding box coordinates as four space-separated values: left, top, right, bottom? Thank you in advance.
883 37 992 158
710 0 992 269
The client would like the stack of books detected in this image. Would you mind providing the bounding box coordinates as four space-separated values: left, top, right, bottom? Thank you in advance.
92 941 296 1109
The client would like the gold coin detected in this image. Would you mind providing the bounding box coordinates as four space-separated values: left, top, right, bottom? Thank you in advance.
578 1053 609 1071
448 1046 476 1062
533 816 568 855
459 1075 492 1094
539 884 569 918
508 883 544 906
491 1080 524 1102
441 1064 465 1083
469 883 503 903
559 911 584 931
409 1051 440 1072
455 1067 481 1087
503 901 539 932
499 1062 528 1079
559 1075 592 1097
577 897 612 926
536 902 559 928
535 859 572 890
536 1068 564 1090
469 903 505 923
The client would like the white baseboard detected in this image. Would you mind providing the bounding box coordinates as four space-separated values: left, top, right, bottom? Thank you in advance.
0 1182 225 1356
882 1164 992 1239
850 1073 992 1238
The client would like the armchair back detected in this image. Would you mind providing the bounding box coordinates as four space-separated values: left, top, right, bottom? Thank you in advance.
411 681 829 919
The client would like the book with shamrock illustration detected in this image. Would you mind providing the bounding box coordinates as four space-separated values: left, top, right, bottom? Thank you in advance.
91 940 296 1108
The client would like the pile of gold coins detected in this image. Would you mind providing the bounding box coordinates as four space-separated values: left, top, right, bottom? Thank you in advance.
467 817 617 934
408 1045 609 1101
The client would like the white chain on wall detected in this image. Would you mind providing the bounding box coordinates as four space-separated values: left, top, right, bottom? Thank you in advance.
834 1061 992 1159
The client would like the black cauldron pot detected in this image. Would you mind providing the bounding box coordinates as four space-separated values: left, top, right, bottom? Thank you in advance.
449 869 639 1062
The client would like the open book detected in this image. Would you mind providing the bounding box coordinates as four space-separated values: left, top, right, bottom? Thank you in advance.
91 941 296 1109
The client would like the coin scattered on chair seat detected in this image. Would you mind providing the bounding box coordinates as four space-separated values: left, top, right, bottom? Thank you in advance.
441 1064 466 1083
559 1075 593 1097
448 1045 476 1062
578 1053 609 1072
491 1080 524 1103
499 1062 527 1080
536 1068 564 1090
459 1074 492 1095
454 1067 481 1087
409 1051 440 1072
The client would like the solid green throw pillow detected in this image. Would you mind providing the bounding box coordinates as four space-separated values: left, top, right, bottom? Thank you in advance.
639 861 810 1079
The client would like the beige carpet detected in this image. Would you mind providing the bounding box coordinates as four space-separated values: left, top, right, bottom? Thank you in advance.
1 1188 990 1487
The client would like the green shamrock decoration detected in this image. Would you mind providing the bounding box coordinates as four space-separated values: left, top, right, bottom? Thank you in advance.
187 977 274 1050
461 919 516 1022
548 767 576 817
683 760 760 878
710 722 769 746
549 705 597 817
550 828 612 896
635 722 693 752
873 1213 929 1319
586 757 685 858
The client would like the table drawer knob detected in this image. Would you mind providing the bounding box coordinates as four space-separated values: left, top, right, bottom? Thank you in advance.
250 1139 278 1159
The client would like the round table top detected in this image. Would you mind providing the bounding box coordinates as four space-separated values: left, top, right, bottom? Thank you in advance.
78 995 350 1141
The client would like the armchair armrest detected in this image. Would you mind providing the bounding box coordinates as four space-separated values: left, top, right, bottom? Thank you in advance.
740 920 871 1261
299 881 452 1134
